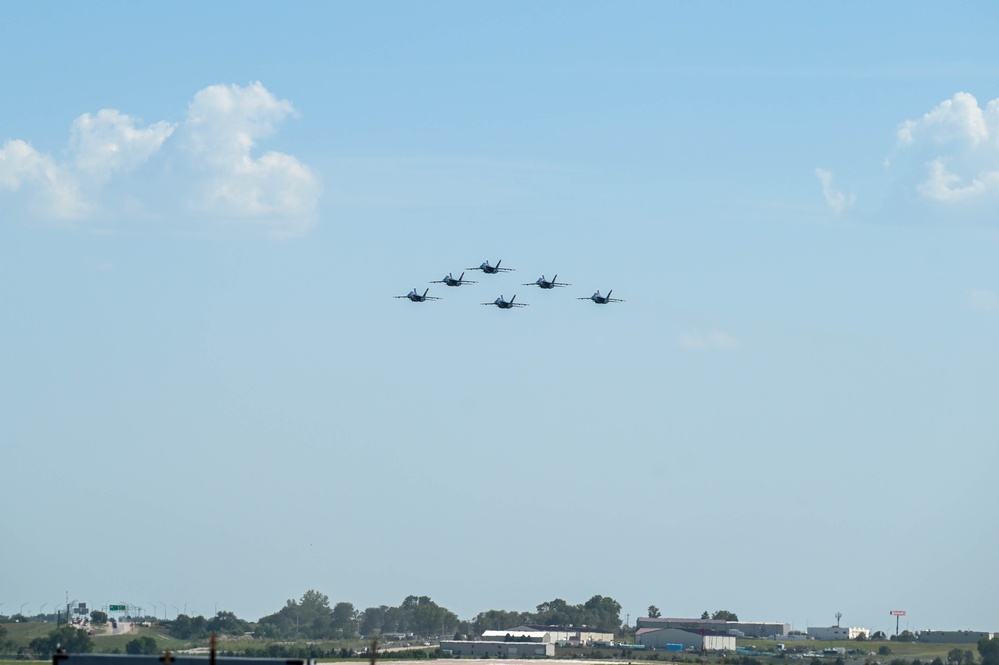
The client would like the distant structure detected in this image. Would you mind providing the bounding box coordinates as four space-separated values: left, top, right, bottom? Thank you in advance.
636 626 736 651
806 626 870 640
636 617 789 638
918 631 994 644
510 624 614 645
442 630 554 658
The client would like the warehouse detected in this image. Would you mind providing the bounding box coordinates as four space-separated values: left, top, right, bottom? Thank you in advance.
806 626 870 640
636 627 736 651
440 640 555 658
918 631 994 644
636 617 789 638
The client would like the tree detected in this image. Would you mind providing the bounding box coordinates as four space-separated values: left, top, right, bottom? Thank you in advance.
891 630 916 643
648 606 661 619
879 646 893 656
978 637 999 665
701 611 711 620
207 611 249 636
126 636 159 655
471 610 531 635
711 610 739 621
28 626 94 657
583 595 623 633
872 632 888 641
332 602 358 639
90 611 108 626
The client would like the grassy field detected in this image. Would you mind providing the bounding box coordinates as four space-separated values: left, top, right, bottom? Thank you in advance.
1 622 984 664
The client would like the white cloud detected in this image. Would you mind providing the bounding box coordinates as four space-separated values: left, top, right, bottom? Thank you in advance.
0 139 87 219
816 168 856 213
896 92 991 148
0 82 321 236
892 92 999 204
964 288 999 312
678 330 741 351
178 82 321 233
70 109 175 183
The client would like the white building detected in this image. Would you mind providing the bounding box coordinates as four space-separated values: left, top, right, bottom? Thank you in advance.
440 640 555 658
918 631 994 644
636 627 736 651
511 624 614 645
806 626 870 640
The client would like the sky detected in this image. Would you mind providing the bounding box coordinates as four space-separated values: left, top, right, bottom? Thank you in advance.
1 1 997 635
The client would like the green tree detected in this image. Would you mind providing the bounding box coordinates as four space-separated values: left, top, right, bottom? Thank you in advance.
978 637 999 665
701 611 711 620
207 611 249 636
90 611 108 626
332 602 358 639
583 595 623 633
471 610 531 635
648 606 661 619
359 606 388 636
126 636 159 655
28 626 94 657
712 610 739 621
879 646 894 656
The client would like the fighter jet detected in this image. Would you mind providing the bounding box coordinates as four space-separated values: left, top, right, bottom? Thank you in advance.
467 259 514 274
578 290 624 304
523 274 570 289
395 288 441 302
430 271 477 287
481 294 528 309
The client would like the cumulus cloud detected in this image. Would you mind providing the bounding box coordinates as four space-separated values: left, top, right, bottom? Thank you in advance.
678 330 741 351
816 168 856 213
964 288 999 312
0 139 87 219
0 82 321 236
892 92 999 204
70 109 175 184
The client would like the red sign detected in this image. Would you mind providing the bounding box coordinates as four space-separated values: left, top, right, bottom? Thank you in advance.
890 610 906 616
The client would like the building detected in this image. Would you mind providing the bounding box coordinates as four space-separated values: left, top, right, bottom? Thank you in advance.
511 624 615 645
918 631 994 644
636 627 736 652
481 630 552 643
806 626 870 641
636 617 789 639
440 640 555 658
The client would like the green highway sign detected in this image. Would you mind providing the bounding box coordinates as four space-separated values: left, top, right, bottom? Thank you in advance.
109 605 126 612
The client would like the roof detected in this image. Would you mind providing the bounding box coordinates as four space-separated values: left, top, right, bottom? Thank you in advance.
481 630 548 639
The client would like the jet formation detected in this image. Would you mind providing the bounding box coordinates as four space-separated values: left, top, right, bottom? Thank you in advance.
395 259 624 308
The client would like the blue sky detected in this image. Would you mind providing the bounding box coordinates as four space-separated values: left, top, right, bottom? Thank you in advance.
2 1 997 634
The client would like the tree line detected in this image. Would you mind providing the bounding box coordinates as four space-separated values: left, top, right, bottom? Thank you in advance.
156 591 623 641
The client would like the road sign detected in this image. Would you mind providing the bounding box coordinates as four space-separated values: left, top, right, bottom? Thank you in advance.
110 605 126 612
890 610 906 616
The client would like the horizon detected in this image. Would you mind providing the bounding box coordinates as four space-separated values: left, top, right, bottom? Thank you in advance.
2 1 996 637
